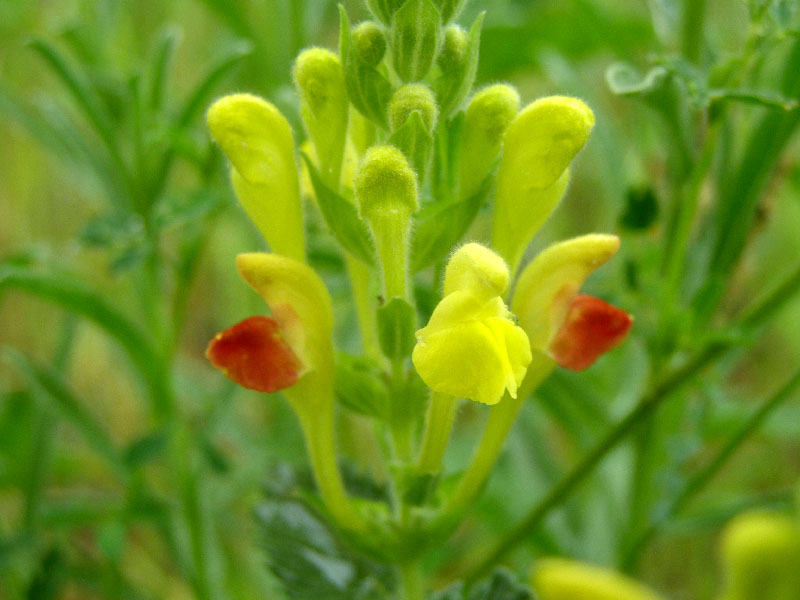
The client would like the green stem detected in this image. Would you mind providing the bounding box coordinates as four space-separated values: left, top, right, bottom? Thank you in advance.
417 392 458 474
398 559 424 600
681 0 707 64
371 212 410 301
345 254 382 362
441 357 554 521
292 398 366 533
622 367 800 568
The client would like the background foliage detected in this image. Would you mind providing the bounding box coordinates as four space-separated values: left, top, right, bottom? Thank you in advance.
1 0 800 598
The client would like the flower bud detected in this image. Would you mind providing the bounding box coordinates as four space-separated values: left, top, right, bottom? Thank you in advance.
492 96 594 272
355 146 418 298
293 48 349 187
532 558 664 600
437 24 467 71
460 84 520 200
389 84 438 132
207 94 305 261
719 511 800 600
352 21 386 67
355 146 419 220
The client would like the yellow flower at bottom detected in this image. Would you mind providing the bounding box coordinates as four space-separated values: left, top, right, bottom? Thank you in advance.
412 244 531 405
532 558 664 600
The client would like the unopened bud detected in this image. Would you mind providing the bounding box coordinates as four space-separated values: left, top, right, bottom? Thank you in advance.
437 24 468 72
352 21 386 67
460 84 520 199
293 48 348 187
355 146 419 220
355 146 418 298
389 84 438 132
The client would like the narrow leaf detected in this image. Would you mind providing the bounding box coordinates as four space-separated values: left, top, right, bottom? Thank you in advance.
302 154 376 266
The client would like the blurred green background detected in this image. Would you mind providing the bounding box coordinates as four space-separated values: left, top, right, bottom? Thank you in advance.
2 0 800 598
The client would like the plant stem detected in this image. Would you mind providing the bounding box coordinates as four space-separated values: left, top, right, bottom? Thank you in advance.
417 392 458 474
346 254 382 362
441 356 554 522
398 559 424 600
621 367 800 569
372 212 410 301
293 396 367 533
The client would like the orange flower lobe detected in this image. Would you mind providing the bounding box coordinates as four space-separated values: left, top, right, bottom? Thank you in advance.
549 294 632 370
206 316 303 392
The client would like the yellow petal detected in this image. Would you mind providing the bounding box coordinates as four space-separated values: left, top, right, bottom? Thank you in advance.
443 243 509 300
208 94 305 261
493 95 594 273
492 169 569 275
231 168 306 262
512 234 620 352
413 320 508 405
532 558 664 600
485 317 532 398
720 511 800 600
236 253 333 373
501 96 594 190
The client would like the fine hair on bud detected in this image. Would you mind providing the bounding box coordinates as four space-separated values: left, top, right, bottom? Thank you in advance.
355 145 419 219
389 84 439 132
352 21 387 67
292 48 344 113
466 84 521 148
437 24 467 71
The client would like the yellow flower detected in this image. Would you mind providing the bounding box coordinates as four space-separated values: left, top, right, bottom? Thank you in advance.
412 243 532 405
531 558 664 600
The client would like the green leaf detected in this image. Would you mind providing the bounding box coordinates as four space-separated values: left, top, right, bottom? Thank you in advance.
708 87 799 111
436 12 484 117
1 348 129 480
123 430 167 468
335 353 390 420
256 473 394 600
340 6 394 128
410 175 492 272
431 568 535 600
176 40 252 128
149 27 180 113
376 297 416 360
390 0 443 82
0 263 170 418
26 38 126 172
302 153 376 266
388 111 434 183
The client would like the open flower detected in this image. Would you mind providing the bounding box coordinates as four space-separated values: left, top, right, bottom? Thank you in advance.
412 243 532 405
